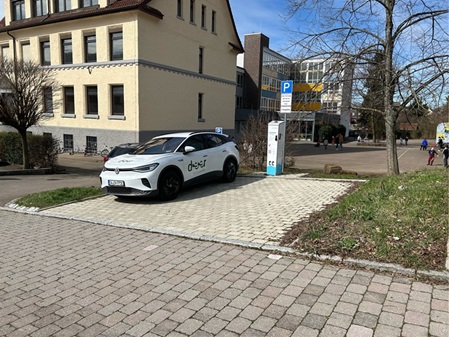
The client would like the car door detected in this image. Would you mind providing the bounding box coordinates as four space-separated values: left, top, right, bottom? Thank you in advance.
202 133 227 174
178 135 210 182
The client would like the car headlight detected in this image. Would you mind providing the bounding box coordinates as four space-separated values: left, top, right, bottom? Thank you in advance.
132 163 159 173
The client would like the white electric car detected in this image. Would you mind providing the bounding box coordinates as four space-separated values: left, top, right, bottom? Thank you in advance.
100 132 239 200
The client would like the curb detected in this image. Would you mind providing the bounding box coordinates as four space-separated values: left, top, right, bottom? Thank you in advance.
0 168 53 176
2 205 448 283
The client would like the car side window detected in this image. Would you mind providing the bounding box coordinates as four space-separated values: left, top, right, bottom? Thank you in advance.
205 134 226 148
178 135 205 152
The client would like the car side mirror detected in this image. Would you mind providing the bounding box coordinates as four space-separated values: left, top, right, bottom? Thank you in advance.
183 146 196 154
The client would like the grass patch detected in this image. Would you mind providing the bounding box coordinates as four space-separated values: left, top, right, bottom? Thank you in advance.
281 168 449 271
16 187 103 209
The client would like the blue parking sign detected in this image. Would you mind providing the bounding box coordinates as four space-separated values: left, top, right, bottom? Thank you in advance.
281 80 293 94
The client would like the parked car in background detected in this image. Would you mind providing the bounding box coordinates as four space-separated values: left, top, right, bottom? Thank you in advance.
100 132 239 200
103 143 140 162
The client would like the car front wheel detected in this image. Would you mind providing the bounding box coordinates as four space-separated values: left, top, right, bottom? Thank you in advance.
158 170 182 201
222 159 237 183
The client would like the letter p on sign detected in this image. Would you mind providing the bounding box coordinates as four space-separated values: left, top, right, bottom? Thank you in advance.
281 80 293 94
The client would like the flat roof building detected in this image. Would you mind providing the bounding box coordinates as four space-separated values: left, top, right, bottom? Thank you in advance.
237 33 354 138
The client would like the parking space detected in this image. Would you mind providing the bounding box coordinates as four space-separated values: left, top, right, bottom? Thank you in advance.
41 174 357 248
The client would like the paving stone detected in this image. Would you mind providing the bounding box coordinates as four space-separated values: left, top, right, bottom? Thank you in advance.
301 313 327 330
347 324 373 337
401 323 429 337
292 325 319 337
1 209 448 337
175 318 203 335
353 311 378 329
225 317 251 334
250 316 277 333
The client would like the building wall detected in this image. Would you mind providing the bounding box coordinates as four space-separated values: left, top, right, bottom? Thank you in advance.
242 33 269 110
0 0 242 149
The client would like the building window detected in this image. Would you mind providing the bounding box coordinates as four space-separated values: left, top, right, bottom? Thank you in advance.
110 31 123 61
33 0 48 16
2 46 11 60
198 93 203 120
237 73 243 87
111 85 124 116
43 87 53 114
79 0 97 7
84 35 97 63
86 136 97 153
1 45 10 61
55 0 71 12
177 0 182 18
61 38 72 64
199 47 203 74
86 86 98 115
189 0 195 23
40 41 50 65
63 134 73 150
211 10 216 33
21 43 30 62
201 5 206 29
63 86 74 115
236 96 243 109
12 0 26 21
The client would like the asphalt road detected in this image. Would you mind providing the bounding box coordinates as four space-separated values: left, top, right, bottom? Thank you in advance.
0 153 103 206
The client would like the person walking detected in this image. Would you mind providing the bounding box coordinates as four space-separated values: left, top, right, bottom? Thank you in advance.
420 138 428 150
443 144 449 168
338 134 344 151
427 147 438 166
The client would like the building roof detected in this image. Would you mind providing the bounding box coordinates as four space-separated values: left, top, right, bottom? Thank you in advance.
0 0 243 52
0 0 163 32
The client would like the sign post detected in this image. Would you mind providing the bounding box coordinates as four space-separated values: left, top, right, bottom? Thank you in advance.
266 81 293 176
280 80 293 113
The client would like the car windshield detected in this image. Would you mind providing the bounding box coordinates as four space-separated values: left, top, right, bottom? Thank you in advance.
109 146 137 157
134 137 185 155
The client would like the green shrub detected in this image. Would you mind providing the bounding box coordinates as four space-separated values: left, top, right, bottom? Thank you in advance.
0 132 22 164
0 132 59 168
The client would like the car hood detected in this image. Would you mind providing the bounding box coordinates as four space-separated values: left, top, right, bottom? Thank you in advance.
104 153 172 169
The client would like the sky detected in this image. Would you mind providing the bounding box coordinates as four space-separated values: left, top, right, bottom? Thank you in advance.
228 0 293 54
0 0 292 54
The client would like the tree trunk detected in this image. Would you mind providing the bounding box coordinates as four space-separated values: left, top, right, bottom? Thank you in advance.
384 109 399 175
384 0 400 175
19 130 30 169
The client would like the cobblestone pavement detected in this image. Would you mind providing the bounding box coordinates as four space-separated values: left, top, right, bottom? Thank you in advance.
39 175 355 247
1 210 448 337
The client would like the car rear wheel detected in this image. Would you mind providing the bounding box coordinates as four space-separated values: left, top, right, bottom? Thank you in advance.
222 159 237 183
158 170 182 201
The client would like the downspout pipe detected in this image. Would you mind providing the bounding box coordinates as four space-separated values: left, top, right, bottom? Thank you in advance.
5 30 18 85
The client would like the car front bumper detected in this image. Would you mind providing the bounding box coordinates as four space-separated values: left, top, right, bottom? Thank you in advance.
100 170 159 196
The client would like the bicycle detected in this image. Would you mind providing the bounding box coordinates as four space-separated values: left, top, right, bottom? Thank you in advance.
100 144 113 157
59 147 74 155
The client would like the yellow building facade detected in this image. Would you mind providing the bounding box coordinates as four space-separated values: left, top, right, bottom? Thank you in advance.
0 0 242 152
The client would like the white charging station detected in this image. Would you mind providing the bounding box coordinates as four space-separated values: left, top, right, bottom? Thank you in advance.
266 120 286 176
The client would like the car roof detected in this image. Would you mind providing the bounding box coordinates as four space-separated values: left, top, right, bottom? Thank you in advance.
115 143 140 147
153 131 226 139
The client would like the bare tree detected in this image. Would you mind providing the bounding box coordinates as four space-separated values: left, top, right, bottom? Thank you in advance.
0 59 58 169
285 0 449 175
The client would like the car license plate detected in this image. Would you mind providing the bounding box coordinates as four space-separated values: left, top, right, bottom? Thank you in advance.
109 180 125 187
